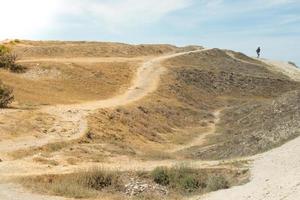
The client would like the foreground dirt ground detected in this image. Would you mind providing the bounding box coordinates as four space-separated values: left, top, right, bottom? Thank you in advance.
198 134 300 200
0 40 299 199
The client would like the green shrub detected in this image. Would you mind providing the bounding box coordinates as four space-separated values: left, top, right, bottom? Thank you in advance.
152 166 205 193
0 53 16 69
0 45 10 55
80 169 118 190
179 175 199 192
0 53 26 73
151 167 170 186
13 39 21 44
8 62 26 73
0 81 14 108
207 176 229 191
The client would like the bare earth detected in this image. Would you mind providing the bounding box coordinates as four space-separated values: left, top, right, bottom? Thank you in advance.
198 134 300 200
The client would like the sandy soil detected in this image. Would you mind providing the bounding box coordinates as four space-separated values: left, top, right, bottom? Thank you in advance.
0 184 67 200
261 59 300 82
226 51 300 82
197 134 300 200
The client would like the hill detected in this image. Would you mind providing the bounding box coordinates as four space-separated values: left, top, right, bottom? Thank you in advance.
0 40 299 200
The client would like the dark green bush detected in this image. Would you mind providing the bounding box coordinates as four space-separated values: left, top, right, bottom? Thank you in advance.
152 166 206 193
81 170 116 190
0 81 14 108
0 52 26 73
179 175 199 192
151 167 170 186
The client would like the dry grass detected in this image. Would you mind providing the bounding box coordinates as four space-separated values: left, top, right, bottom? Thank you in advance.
1 44 298 200
0 60 137 107
18 165 248 199
9 141 72 160
0 111 57 140
19 168 122 198
30 48 300 164
186 90 300 160
12 40 178 58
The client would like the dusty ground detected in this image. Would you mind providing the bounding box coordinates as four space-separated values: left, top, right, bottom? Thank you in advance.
0 40 299 200
198 132 300 200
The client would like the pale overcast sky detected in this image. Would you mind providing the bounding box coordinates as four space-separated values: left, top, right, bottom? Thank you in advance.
0 0 299 64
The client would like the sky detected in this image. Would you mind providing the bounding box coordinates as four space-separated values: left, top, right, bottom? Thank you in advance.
0 0 299 64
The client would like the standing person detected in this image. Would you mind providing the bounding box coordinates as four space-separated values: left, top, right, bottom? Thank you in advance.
256 47 261 58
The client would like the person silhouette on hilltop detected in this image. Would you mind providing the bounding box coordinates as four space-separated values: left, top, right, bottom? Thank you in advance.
256 47 261 58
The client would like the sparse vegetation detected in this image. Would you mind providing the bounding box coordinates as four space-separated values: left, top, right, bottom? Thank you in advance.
151 165 232 193
207 176 229 191
0 45 10 55
19 166 247 199
2 42 299 200
0 45 26 73
151 166 205 193
152 167 170 186
188 90 300 160
0 81 14 108
19 168 121 198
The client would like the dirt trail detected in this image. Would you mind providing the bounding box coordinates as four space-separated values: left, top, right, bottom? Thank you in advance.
0 49 211 199
260 59 300 82
2 48 298 199
0 184 67 200
168 110 222 153
0 49 208 157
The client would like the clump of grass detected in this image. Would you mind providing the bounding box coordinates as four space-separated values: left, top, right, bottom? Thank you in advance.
20 168 122 198
207 175 229 191
151 165 235 194
10 39 21 45
152 167 170 186
0 81 14 108
19 166 247 199
0 45 10 55
151 165 206 193
0 45 26 73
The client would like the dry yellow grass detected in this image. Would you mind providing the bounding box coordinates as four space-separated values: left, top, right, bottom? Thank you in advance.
0 60 138 107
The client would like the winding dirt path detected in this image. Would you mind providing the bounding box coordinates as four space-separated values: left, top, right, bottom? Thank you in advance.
168 110 222 153
2 48 298 199
0 49 210 199
0 49 207 157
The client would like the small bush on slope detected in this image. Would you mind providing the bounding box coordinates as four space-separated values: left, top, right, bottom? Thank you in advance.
0 81 14 108
0 45 26 73
0 45 11 55
152 166 208 193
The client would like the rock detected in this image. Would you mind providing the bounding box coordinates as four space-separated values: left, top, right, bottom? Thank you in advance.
124 179 168 196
